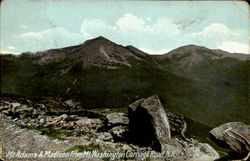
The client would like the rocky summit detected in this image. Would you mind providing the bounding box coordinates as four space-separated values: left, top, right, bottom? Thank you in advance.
0 96 220 161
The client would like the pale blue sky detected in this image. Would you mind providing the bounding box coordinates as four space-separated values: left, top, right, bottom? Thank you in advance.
0 0 249 54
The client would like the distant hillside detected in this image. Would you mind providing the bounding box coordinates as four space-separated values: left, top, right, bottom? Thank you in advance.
153 45 249 126
1 37 249 127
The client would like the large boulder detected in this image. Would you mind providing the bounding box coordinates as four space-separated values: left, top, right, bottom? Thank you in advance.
210 122 250 154
128 95 219 160
128 95 171 152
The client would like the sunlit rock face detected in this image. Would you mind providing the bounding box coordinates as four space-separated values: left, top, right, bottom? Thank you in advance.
210 122 250 154
128 95 171 152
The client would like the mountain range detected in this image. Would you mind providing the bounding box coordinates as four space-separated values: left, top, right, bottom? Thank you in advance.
1 36 249 128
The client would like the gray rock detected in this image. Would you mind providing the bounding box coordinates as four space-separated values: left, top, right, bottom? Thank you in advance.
128 95 219 160
175 138 220 160
128 95 171 152
15 105 32 115
56 114 68 120
63 99 75 107
2 109 10 115
106 112 129 126
10 103 21 108
97 132 113 141
32 109 40 118
121 144 132 151
210 122 250 154
39 118 45 124
19 113 33 120
109 125 128 141
75 118 103 132
68 121 75 127
37 103 46 110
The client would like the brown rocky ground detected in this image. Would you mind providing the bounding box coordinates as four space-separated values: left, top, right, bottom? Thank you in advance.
0 96 219 161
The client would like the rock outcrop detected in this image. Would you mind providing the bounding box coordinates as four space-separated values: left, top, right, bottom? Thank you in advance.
0 96 220 160
128 95 171 152
210 122 250 155
128 95 219 160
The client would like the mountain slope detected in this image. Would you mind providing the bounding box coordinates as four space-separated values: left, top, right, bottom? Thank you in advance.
29 36 154 68
1 38 249 128
153 45 249 94
152 45 249 127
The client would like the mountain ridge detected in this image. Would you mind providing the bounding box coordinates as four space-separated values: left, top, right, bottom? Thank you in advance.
25 36 153 68
2 36 248 62
1 36 249 128
154 44 249 61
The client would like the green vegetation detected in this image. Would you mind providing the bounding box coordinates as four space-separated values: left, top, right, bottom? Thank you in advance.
112 107 128 113
1 52 249 128
156 54 249 127
185 118 232 158
1 49 248 160
26 126 85 140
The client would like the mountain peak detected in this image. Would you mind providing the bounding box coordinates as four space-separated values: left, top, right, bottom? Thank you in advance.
33 36 152 67
96 36 109 40
90 36 111 42
170 44 210 53
81 36 115 47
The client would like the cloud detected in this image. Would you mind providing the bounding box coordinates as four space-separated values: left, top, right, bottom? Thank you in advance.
80 13 181 51
146 17 151 21
12 14 248 55
0 50 18 55
200 23 231 36
7 45 16 50
139 48 171 55
21 32 43 38
183 23 248 50
21 27 85 39
81 19 116 38
0 45 18 54
217 41 249 54
80 13 181 37
185 23 235 40
14 14 182 54
116 13 145 31
81 16 248 55
20 27 88 52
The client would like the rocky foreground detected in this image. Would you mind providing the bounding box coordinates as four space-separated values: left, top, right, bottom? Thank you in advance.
0 96 220 161
210 122 250 161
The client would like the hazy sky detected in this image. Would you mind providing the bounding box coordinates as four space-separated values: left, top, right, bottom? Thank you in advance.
0 0 249 54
